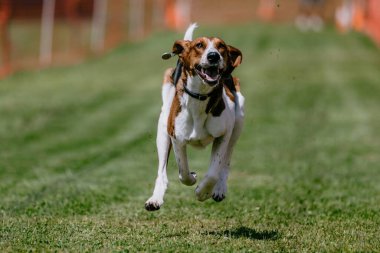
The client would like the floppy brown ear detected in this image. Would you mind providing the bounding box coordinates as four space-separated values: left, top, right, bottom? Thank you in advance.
228 45 242 68
172 40 190 56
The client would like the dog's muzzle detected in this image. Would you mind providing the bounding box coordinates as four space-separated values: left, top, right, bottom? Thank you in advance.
195 64 222 85
195 52 223 85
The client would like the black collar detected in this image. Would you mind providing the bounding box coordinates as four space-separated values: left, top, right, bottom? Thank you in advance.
172 60 219 101
183 84 217 101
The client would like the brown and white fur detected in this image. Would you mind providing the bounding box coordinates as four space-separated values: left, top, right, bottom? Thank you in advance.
145 24 244 211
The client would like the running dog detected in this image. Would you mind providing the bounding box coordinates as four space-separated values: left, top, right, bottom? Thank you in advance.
145 24 244 211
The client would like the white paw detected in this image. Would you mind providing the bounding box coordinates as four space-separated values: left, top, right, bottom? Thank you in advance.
212 180 227 202
145 197 163 211
195 176 217 201
179 171 197 186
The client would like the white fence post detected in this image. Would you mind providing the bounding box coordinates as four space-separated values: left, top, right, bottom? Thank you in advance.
91 0 108 52
40 0 55 65
152 0 165 29
129 0 145 39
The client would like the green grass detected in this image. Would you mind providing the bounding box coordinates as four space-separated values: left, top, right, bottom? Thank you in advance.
1 23 380 252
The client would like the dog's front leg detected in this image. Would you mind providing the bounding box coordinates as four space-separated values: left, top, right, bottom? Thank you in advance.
145 112 171 211
195 133 232 201
171 138 197 186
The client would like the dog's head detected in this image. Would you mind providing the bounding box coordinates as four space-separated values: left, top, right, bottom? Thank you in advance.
172 37 242 86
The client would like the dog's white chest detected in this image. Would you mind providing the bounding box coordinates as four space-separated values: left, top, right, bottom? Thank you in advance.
174 95 230 147
174 98 212 147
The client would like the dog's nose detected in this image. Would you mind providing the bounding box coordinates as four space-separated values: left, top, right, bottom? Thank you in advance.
207 52 220 64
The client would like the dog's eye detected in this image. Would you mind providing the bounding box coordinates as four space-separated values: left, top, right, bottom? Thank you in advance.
196 42 203 49
217 43 227 50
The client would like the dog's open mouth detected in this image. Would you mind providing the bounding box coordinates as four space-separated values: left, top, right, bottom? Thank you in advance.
195 65 221 85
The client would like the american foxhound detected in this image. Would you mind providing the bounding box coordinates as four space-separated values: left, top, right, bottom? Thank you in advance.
145 24 244 211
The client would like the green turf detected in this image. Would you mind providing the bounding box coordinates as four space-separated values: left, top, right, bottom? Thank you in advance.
1 23 380 252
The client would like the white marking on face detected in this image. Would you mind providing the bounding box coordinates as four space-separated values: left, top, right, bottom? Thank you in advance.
200 39 224 69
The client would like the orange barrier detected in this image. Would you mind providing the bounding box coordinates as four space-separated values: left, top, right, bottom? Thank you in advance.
352 0 365 31
164 0 190 30
257 0 275 21
366 0 380 45
0 0 11 77
336 0 380 45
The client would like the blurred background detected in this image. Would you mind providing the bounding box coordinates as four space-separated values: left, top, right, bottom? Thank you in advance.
0 0 379 78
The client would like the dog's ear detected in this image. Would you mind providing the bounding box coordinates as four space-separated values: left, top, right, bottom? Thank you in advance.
172 40 190 56
227 45 242 68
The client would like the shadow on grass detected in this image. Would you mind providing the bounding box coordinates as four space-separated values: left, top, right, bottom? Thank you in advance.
205 226 279 241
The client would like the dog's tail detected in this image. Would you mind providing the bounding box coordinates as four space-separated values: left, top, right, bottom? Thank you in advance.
184 23 198 41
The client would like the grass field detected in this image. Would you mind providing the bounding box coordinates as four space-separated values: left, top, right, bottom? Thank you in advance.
1 23 380 252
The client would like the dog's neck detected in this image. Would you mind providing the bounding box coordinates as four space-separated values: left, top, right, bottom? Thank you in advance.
178 70 225 116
